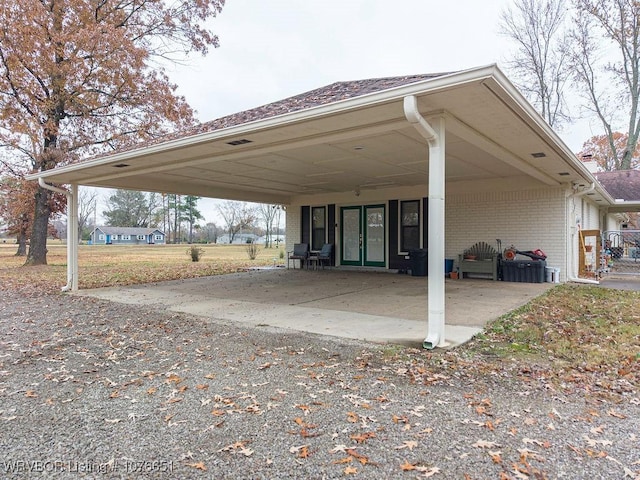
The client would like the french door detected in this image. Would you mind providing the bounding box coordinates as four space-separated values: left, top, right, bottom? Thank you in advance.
340 205 385 267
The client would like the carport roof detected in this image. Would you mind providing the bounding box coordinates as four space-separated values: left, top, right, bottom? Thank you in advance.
30 64 613 206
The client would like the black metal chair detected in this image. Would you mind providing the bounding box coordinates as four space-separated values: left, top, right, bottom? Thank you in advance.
317 243 333 269
287 243 309 269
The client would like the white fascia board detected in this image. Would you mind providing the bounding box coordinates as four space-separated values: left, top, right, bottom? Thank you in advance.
486 69 617 205
27 65 500 183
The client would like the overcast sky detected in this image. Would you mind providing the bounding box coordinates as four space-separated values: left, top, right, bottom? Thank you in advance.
101 0 602 224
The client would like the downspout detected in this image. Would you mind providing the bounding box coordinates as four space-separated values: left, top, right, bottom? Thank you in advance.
38 178 78 291
567 183 599 285
404 95 446 349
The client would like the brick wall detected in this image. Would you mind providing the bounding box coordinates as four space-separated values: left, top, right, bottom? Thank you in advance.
446 187 567 279
285 207 300 254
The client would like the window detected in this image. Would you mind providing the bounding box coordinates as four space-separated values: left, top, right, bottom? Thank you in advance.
137 235 145 240
121 235 130 240
400 200 420 252
311 206 326 251
154 234 163 241
98 234 105 240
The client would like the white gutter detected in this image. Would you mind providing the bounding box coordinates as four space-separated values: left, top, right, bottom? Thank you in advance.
38 178 78 291
403 96 446 349
567 183 600 285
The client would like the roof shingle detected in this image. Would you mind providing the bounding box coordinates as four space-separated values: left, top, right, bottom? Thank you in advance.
594 170 640 201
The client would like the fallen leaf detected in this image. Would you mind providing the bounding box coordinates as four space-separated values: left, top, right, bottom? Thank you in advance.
607 409 627 419
350 432 375 444
489 450 502 464
333 457 353 465
473 440 501 449
415 466 441 477
400 460 416 471
187 461 207 471
344 466 358 475
166 374 182 384
346 412 359 423
395 440 418 451
25 390 38 398
147 387 157 395
196 384 209 390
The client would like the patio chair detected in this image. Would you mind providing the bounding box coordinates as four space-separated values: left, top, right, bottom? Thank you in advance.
288 243 309 269
317 243 333 269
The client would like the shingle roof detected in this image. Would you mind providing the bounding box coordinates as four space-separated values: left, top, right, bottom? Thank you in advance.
118 73 455 152
594 170 640 201
194 73 453 133
95 226 164 236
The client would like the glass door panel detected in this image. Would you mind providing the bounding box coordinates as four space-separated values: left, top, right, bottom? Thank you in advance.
364 205 385 266
341 207 361 265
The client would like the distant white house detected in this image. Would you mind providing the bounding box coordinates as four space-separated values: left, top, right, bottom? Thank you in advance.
216 233 259 244
216 234 286 245
90 226 165 245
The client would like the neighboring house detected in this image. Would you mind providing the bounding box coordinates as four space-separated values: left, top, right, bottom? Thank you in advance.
30 64 640 347
594 169 640 231
90 226 165 245
216 233 260 244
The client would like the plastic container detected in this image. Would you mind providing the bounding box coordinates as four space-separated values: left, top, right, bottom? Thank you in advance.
545 266 553 283
445 259 454 275
409 249 428 276
502 260 546 283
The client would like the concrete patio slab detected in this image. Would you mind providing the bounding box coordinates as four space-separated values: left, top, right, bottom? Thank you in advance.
74 269 553 348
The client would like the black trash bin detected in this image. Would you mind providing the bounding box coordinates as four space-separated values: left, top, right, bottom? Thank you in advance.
409 249 428 276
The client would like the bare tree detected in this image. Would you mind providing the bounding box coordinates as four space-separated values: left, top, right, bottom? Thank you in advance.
216 201 257 243
500 0 571 128
569 0 640 170
77 187 98 241
258 204 279 248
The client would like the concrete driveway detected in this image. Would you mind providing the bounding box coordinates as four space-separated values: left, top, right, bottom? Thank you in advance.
75 269 553 348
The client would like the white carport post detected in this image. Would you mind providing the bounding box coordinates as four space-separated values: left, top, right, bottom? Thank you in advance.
403 96 446 349
38 179 78 291
68 183 78 291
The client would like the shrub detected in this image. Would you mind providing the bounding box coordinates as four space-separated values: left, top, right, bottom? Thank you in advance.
246 241 259 260
187 245 205 262
279 249 285 259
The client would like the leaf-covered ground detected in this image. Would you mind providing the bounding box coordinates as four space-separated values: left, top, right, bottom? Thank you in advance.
0 244 638 478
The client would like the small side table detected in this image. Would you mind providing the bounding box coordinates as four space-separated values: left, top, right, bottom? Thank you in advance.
308 252 319 270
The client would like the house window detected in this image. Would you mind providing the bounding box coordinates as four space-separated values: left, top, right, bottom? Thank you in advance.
137 235 145 240
98 234 105 240
311 206 326 251
121 235 130 240
154 235 163 241
400 200 420 252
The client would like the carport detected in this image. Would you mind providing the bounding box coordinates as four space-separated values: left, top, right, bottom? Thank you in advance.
28 64 611 348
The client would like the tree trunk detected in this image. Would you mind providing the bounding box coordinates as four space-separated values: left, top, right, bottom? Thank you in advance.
25 185 51 265
15 232 27 256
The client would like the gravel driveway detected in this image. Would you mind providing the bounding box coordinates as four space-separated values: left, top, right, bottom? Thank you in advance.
1 290 638 479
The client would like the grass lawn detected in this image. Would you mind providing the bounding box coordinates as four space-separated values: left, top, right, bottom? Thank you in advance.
0 242 282 293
